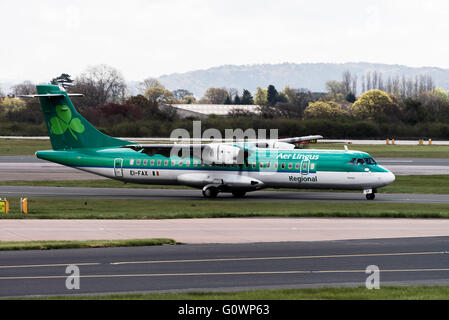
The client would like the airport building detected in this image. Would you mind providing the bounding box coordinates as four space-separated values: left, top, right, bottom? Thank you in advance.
160 104 261 118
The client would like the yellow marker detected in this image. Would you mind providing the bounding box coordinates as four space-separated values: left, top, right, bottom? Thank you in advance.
429 138 432 145
386 138 390 145
419 139 423 145
392 138 395 145
20 198 28 214
0 200 8 214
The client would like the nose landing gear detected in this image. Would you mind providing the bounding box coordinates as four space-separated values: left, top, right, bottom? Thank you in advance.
202 186 219 198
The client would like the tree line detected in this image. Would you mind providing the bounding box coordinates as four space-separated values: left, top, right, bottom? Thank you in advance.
1 64 449 138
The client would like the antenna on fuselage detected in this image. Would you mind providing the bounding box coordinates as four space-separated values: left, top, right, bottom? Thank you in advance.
344 145 348 151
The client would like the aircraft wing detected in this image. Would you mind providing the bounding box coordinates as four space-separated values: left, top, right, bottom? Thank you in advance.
279 135 323 144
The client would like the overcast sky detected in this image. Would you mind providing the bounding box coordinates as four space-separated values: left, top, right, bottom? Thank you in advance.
1 0 448 82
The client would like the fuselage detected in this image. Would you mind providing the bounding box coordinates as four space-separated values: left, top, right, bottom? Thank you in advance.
36 146 395 192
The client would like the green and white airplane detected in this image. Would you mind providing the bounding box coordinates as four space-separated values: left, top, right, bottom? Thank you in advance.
25 84 395 200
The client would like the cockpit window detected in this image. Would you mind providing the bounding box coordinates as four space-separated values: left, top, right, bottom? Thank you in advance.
349 158 356 165
364 157 377 165
356 158 365 165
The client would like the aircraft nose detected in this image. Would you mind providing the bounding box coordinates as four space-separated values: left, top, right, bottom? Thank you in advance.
385 171 395 185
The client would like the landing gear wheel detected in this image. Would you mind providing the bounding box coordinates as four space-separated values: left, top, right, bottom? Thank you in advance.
366 193 375 200
202 187 218 198
231 191 246 198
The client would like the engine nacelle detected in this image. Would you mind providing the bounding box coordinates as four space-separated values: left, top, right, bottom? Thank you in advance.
202 144 243 164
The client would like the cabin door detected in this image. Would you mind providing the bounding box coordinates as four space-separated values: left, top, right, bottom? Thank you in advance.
300 159 310 175
114 158 123 177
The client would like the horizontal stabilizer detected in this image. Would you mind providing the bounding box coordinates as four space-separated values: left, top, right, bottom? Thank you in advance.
19 94 84 98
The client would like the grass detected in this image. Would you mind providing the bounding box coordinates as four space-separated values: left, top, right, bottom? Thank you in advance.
0 139 51 156
310 143 449 158
0 238 177 251
2 175 448 194
2 198 449 219
22 286 449 300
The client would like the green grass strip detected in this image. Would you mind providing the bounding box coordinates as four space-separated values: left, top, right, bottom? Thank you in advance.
0 238 177 251
2 198 449 219
20 286 449 300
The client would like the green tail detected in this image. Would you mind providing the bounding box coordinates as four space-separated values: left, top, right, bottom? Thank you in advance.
36 85 133 150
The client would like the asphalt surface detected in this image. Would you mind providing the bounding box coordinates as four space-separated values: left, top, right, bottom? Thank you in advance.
1 237 449 297
0 185 448 204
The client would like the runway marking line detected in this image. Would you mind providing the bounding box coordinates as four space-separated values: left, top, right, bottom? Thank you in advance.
2 268 449 281
110 251 447 265
0 251 445 271
0 263 100 269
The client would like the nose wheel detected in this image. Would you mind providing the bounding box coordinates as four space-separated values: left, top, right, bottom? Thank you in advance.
202 186 218 198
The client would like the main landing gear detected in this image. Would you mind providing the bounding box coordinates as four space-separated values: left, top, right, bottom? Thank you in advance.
366 193 375 200
202 185 247 199
364 188 377 200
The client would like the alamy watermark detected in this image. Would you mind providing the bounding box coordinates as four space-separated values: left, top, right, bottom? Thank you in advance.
365 265 380 289
65 265 80 290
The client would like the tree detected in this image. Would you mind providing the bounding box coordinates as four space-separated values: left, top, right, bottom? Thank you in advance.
304 101 348 119
173 89 193 101
325 80 345 98
351 89 400 122
267 85 278 106
241 89 254 104
126 94 158 112
72 64 126 107
139 78 165 93
0 97 27 112
254 87 267 105
233 94 241 105
345 92 356 103
201 88 229 104
224 96 232 105
179 95 196 104
51 74 74 89
12 81 36 96
144 87 175 104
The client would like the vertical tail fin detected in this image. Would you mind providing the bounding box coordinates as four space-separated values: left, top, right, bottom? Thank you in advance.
35 85 132 150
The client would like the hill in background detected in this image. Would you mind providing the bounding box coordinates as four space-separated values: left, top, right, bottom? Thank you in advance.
154 62 449 97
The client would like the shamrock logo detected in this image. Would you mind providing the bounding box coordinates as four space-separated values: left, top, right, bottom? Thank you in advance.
50 105 85 140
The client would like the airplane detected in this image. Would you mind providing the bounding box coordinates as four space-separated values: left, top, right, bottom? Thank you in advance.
23 84 395 200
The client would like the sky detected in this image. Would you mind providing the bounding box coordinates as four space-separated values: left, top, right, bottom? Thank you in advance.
1 0 449 83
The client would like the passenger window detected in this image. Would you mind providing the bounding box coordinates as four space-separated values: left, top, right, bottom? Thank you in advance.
260 162 264 168
136 159 141 166
356 158 365 165
171 160 175 166
130 159 134 165
143 160 148 166
150 160 155 166
295 163 299 169
178 160 183 166
252 163 256 168
267 162 271 168
281 163 286 169
164 160 168 166
288 163 293 169
157 160 161 166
